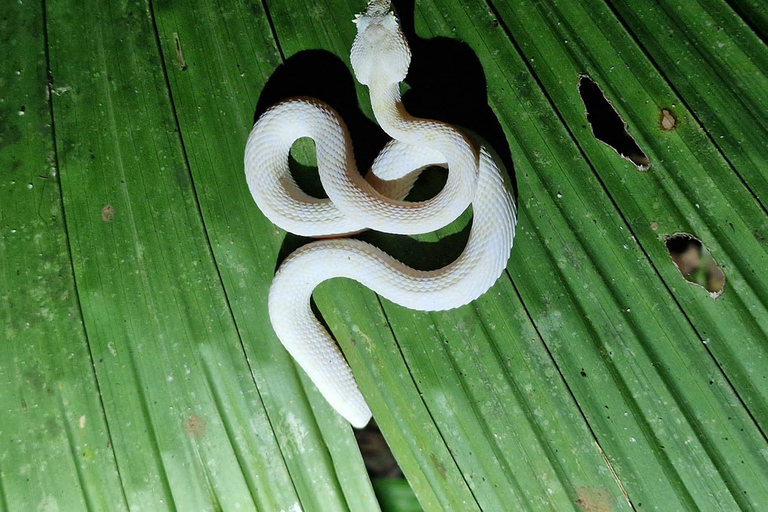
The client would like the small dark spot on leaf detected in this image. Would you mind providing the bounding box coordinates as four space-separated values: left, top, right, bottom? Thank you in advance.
580 369 587 377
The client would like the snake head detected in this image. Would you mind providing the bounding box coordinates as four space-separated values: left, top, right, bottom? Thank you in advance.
351 1 411 86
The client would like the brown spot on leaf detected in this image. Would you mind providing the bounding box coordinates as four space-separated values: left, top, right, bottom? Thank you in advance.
660 108 676 131
101 204 114 222
183 414 206 439
430 452 447 479
575 486 613 512
174 33 187 71
650 221 658 231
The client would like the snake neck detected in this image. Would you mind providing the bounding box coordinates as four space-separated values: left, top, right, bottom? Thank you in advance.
369 81 410 136
369 81 476 164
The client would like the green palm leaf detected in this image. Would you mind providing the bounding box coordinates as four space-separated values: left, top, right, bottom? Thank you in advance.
1 0 766 510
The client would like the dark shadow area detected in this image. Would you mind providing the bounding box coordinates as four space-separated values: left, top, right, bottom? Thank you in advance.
355 420 403 477
358 217 473 271
255 49 387 170
393 0 516 199
578 75 650 170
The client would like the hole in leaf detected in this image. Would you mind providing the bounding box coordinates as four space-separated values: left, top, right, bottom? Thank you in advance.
665 233 725 298
578 75 650 171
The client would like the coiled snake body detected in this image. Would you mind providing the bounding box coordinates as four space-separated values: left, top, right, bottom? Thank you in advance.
245 0 516 428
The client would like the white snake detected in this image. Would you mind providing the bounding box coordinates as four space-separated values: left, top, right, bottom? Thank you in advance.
244 0 516 428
